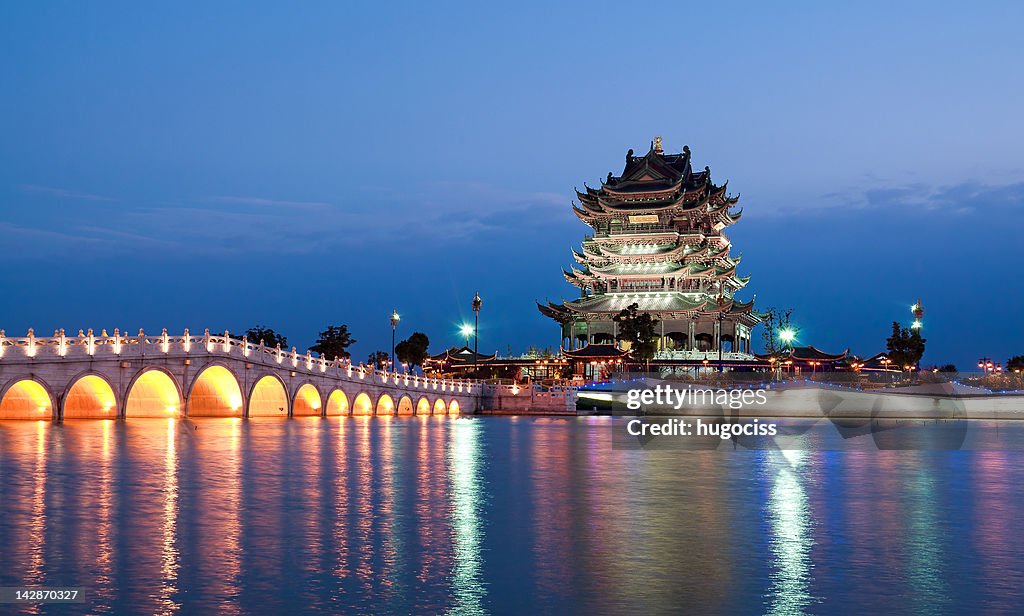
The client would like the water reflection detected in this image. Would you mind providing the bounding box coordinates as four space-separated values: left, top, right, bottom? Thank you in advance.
764 450 815 615
0 418 1022 613
449 419 486 614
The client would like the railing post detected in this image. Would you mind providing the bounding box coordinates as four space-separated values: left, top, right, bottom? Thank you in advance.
112 328 121 355
58 328 67 357
183 328 191 353
162 328 169 353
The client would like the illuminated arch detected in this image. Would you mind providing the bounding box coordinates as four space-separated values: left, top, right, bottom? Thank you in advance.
62 373 117 419
293 383 322 417
416 397 430 416
433 399 447 415
376 393 395 416
126 369 183 417
187 364 243 417
325 390 349 416
397 396 414 416
0 378 54 420
352 392 373 416
248 374 288 417
449 400 461 415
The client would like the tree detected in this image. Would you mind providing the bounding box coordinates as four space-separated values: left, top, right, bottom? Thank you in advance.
395 332 430 372
937 363 958 373
240 325 287 348
613 302 659 371
366 350 389 368
310 325 356 359
886 321 926 375
1008 356 1024 372
761 307 796 358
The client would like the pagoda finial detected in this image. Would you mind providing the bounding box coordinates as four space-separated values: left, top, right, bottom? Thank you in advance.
654 136 663 154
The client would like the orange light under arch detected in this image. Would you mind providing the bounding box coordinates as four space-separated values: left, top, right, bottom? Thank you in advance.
352 392 373 416
325 390 349 416
433 399 447 415
248 375 288 417
376 393 395 416
126 370 182 417
188 365 243 417
449 400 461 415
416 398 430 416
0 379 53 420
293 383 322 417
63 375 117 419
397 396 414 416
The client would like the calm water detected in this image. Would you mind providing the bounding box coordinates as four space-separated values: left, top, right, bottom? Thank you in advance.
1 416 1023 615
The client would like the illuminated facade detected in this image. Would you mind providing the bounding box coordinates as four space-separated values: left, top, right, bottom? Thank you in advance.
539 138 761 360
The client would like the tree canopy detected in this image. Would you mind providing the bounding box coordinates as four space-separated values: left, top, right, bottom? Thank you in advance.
309 325 356 359
395 332 430 371
366 350 389 368
1008 355 1024 372
613 302 659 366
886 321 926 370
761 307 796 357
240 325 287 348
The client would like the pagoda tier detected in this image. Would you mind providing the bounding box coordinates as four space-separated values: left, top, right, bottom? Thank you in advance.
539 138 761 360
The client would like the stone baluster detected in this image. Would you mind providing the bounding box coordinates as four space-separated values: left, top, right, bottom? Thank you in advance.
113 328 122 355
162 328 169 353
291 347 298 367
275 343 283 364
204 328 212 353
0 329 6 359
183 327 191 352
305 352 313 371
223 330 231 353
27 328 36 357
242 336 250 357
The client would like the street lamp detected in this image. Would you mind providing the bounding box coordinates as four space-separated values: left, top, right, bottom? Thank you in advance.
911 299 925 329
472 292 483 379
779 328 796 349
460 323 474 346
390 309 400 372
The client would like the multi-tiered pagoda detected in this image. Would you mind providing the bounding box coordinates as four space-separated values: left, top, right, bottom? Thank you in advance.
538 137 760 359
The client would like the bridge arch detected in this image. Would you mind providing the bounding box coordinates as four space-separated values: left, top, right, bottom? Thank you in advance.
293 383 322 417
248 374 289 417
325 389 349 416
352 392 373 416
187 363 243 417
397 395 414 416
62 372 118 419
416 397 430 416
376 393 395 416
0 377 55 420
433 398 447 416
449 399 461 415
125 368 183 417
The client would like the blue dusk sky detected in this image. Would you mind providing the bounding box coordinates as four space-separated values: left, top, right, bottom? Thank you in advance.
1 1 1022 369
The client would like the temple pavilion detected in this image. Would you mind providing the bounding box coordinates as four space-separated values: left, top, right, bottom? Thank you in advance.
538 137 761 361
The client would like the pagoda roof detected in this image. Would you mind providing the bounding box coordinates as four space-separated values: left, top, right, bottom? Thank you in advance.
756 346 849 362
427 346 498 364
562 343 630 359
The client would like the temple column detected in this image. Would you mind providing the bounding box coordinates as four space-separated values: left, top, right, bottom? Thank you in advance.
660 320 665 352
714 320 721 352
687 320 695 352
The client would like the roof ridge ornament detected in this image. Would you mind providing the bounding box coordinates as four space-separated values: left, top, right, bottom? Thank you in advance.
654 136 664 155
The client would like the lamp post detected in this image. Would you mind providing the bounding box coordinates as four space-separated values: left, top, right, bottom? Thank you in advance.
390 309 400 372
472 292 483 379
911 299 924 330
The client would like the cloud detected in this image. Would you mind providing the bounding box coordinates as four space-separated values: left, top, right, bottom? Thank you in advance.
761 179 1024 218
202 195 334 210
20 184 117 202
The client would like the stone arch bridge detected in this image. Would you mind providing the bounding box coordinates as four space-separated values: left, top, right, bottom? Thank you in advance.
0 328 482 421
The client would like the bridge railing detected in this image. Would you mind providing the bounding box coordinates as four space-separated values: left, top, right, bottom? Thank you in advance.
0 327 484 395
